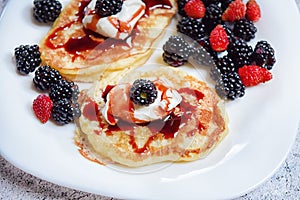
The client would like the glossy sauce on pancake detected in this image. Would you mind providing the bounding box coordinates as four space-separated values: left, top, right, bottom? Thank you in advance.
39 0 176 82
81 87 205 153
75 67 228 167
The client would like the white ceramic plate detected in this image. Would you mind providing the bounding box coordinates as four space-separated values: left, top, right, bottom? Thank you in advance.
1 0 299 199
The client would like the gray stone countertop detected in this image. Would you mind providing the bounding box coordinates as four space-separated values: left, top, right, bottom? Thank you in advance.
0 0 299 199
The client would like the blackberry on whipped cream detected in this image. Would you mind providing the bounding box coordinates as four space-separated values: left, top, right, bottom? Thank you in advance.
82 0 146 39
101 79 182 125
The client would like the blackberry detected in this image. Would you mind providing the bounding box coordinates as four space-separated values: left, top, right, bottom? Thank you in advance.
221 0 233 11
95 0 123 17
189 45 216 68
215 72 245 100
227 39 253 68
33 65 62 91
33 0 62 23
251 41 276 70
177 17 206 42
52 98 81 125
162 35 193 67
202 0 219 7
14 44 41 75
177 0 189 16
202 3 222 34
223 23 235 43
233 18 257 42
130 79 158 106
49 79 79 102
210 55 236 80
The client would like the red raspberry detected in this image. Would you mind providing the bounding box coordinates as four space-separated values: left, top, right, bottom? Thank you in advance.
222 0 246 22
209 24 229 52
184 0 206 19
32 94 53 123
246 0 261 22
238 65 272 87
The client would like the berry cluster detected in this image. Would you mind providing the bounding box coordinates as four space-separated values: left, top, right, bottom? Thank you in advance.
163 0 276 100
14 45 81 125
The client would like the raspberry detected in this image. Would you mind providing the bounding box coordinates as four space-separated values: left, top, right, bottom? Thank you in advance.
222 0 246 22
246 0 261 22
238 65 272 87
32 94 53 124
209 25 229 52
184 0 206 19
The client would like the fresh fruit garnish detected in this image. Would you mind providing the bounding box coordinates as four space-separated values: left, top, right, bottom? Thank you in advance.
238 65 272 87
202 3 222 33
210 55 236 81
160 0 276 100
222 0 246 22
184 0 206 19
49 79 79 102
162 35 193 67
33 0 62 23
14 44 41 75
215 72 245 100
227 38 253 68
52 98 81 125
178 0 190 16
251 40 276 70
177 17 206 42
233 18 257 42
33 65 62 91
95 0 123 17
197 37 218 62
209 24 229 52
32 94 53 124
246 0 261 22
130 79 158 106
190 45 216 68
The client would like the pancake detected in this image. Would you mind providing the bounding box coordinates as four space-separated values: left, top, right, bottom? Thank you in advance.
74 66 228 167
39 0 177 82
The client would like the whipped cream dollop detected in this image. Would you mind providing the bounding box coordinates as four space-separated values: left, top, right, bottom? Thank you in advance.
82 0 146 39
133 88 182 122
102 81 182 125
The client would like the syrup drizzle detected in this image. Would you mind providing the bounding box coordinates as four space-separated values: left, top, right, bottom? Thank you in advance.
143 0 173 16
82 88 205 154
45 0 172 60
